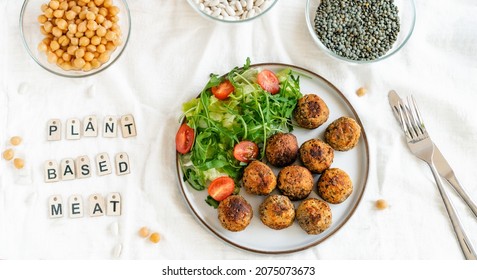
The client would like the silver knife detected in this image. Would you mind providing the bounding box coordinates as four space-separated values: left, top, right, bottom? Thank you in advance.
388 90 477 218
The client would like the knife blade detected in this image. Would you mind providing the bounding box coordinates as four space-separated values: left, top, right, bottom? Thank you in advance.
388 90 477 218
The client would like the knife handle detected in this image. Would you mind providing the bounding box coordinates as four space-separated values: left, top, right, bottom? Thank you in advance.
446 172 477 219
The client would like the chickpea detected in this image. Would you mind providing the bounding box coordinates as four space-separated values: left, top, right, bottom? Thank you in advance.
62 52 72 61
55 49 64 57
98 51 110 63
75 48 85 58
109 16 119 23
43 21 53 33
57 19 68 30
91 59 101 69
96 26 106 37
38 42 48 52
72 5 81 14
70 37 79 46
51 27 62 38
82 62 92 71
3 149 14 161
47 51 58 63
79 10 87 20
75 32 84 38
42 37 52 45
40 26 48 36
59 1 69 10
105 41 115 51
13 158 25 169
65 10 76 20
44 8 54 18
10 136 22 146
149 233 160 244
84 51 94 62
376 199 388 210
58 35 70 47
86 44 96 52
68 23 77 33
103 0 112 8
78 21 87 32
102 20 112 29
90 35 101 45
109 6 119 16
53 9 64 18
138 227 150 238
50 40 60 51
61 62 73 70
105 31 116 41
100 38 107 45
113 37 121 46
86 11 95 20
68 1 76 8
56 57 64 65
98 7 108 17
96 44 106 53
94 0 104 6
73 57 86 68
38 15 48 24
41 3 49 12
85 29 95 38
79 36 90 46
87 20 98 31
95 14 105 24
49 0 60 10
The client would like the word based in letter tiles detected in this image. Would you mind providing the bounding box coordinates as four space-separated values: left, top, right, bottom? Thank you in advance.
49 193 121 219
44 152 130 183
47 114 137 141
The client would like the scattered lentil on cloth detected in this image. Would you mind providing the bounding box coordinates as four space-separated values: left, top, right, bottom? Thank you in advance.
314 0 400 61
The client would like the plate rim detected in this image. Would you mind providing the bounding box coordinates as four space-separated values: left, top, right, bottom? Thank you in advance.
176 62 370 254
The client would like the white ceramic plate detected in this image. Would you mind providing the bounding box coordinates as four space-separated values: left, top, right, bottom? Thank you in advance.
176 63 369 254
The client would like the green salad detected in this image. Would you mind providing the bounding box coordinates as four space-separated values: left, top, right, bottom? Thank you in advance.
177 59 303 207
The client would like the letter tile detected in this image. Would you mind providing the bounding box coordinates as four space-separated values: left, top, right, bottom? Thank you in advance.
47 119 61 141
96 153 112 176
66 118 81 140
49 195 63 218
115 152 130 176
60 158 76 180
106 193 121 216
103 116 117 138
83 115 98 137
89 194 105 217
120 114 137 138
69 194 83 218
44 160 59 183
75 155 91 179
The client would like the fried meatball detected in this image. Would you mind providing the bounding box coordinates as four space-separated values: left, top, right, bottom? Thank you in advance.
324 116 361 151
218 195 253 232
293 94 330 129
259 195 295 230
317 168 353 204
242 160 277 195
265 133 299 167
299 139 334 174
277 165 314 201
296 198 332 235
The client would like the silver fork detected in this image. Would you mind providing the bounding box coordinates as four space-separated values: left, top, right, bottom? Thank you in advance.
397 96 477 260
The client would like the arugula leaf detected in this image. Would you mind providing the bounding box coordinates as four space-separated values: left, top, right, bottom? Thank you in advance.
180 60 302 198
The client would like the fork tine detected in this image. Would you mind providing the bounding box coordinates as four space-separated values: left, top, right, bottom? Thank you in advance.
410 95 426 134
405 96 423 137
397 100 413 139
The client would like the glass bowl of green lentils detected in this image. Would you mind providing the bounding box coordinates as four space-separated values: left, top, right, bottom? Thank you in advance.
306 0 416 63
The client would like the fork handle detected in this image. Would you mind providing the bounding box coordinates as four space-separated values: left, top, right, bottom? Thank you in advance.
446 173 477 218
428 162 477 260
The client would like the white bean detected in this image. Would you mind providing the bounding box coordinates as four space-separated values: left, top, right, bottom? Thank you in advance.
246 0 253 11
235 1 243 11
255 0 264 6
197 0 275 21
212 8 222 17
225 5 236 16
247 8 255 18
199 3 205 11
209 0 220 6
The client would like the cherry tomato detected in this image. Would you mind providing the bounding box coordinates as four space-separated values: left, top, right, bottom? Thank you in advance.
175 123 195 154
257 69 280 94
233 141 259 163
211 80 234 100
208 176 235 201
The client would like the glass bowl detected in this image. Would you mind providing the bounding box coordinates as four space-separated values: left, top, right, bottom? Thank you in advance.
20 0 131 78
187 0 278 23
306 0 415 64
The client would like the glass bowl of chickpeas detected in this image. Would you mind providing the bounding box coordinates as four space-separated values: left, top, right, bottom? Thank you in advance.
20 0 131 78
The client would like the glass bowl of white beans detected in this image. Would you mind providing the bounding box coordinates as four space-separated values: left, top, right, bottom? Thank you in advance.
187 0 278 23
20 0 131 78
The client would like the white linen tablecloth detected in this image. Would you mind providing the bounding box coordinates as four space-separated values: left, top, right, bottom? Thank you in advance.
1 0 477 259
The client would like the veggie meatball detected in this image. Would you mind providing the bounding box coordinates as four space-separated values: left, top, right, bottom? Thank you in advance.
265 133 299 167
317 168 353 204
293 94 330 129
218 195 253 232
299 139 334 174
259 195 295 230
277 165 314 201
324 116 361 151
296 198 332 235
242 160 277 195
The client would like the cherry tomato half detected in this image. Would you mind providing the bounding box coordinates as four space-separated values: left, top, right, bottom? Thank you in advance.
208 176 235 201
211 80 235 100
175 123 195 154
233 141 259 163
257 69 280 94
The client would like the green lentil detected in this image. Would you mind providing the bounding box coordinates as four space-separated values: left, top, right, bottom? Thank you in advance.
314 0 400 61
